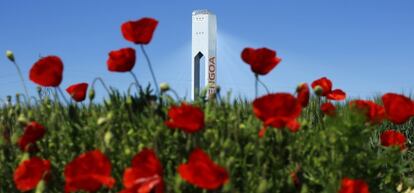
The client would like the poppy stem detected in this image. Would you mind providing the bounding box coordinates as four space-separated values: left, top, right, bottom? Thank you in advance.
255 74 259 98
169 89 181 101
91 77 111 95
127 82 141 96
257 77 270 94
129 71 141 91
56 87 69 105
140 45 160 96
16 93 29 105
11 61 31 105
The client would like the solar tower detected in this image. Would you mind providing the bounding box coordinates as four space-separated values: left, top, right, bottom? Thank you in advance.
191 9 217 100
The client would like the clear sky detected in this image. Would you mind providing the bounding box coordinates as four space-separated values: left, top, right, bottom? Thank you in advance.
1 0 414 101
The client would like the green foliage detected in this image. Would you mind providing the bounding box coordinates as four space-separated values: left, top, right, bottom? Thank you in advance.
1 90 413 192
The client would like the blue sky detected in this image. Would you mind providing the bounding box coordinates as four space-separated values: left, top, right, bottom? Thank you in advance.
1 0 414 101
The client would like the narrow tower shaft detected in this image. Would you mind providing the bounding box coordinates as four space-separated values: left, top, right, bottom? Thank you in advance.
192 10 217 100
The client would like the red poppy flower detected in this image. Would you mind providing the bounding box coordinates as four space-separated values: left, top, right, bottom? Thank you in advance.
253 93 302 132
382 93 414 124
14 157 51 192
311 77 332 96
165 103 205 133
338 177 370 193
107 47 136 72
311 77 346 101
64 150 115 193
66 83 88 102
29 56 64 87
321 102 336 116
121 18 158 44
380 130 406 150
119 148 164 193
17 121 46 151
241 47 282 75
178 148 229 190
350 100 386 124
296 83 310 108
327 89 346 100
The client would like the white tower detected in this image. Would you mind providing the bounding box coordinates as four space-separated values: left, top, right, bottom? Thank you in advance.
192 9 217 100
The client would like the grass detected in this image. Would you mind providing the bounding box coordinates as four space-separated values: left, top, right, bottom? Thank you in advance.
1 88 414 193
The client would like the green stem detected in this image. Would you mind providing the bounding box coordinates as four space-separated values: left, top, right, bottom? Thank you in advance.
169 89 181 101
257 77 270 94
255 74 259 98
140 45 160 95
91 77 111 95
129 71 141 92
12 61 30 105
127 82 141 96
56 87 69 105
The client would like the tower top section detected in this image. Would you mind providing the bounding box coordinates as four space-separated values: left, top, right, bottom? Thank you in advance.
192 9 215 16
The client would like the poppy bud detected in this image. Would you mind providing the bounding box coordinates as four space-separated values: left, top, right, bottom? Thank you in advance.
17 114 28 125
239 123 246 129
257 179 268 193
127 129 134 136
396 183 403 192
6 95 12 105
313 85 324 96
35 180 46 193
104 131 112 146
97 117 107 126
6 50 15 62
19 152 30 163
106 112 114 120
296 82 306 92
159 82 170 93
88 88 95 101
15 93 21 104
126 96 133 105
124 147 132 156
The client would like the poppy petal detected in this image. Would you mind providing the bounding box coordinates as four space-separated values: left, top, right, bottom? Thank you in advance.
327 89 346 101
29 56 63 87
382 93 414 124
121 18 158 44
107 48 136 72
66 83 88 102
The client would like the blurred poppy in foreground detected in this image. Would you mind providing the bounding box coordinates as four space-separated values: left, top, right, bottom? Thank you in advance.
311 77 346 101
165 103 205 133
119 148 164 193
64 150 115 193
338 177 370 193
66 83 88 102
241 47 281 75
17 121 46 152
382 93 414 124
321 102 336 116
380 130 406 150
253 93 302 133
350 100 385 124
296 83 310 108
178 148 229 190
107 48 136 72
29 56 64 87
14 157 51 192
121 18 158 44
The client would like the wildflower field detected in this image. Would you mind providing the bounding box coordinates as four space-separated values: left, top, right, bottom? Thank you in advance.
2 17 414 193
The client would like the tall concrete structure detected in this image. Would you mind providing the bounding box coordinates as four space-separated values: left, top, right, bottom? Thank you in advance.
192 9 217 100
